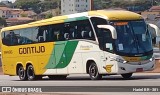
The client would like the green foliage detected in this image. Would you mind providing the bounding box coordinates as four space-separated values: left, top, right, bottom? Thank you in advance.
0 17 7 26
14 0 60 14
38 0 60 13
94 0 153 10
21 14 28 17
45 13 53 19
14 0 41 13
13 0 159 14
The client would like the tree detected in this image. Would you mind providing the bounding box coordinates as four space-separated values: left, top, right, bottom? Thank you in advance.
37 0 60 13
93 0 152 11
0 17 7 27
14 0 60 14
14 0 41 13
21 13 28 17
45 13 53 19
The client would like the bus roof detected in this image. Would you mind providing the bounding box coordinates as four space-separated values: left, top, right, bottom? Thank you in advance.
1 10 143 32
89 10 143 20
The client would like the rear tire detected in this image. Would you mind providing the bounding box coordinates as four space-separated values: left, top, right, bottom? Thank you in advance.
18 66 27 81
121 73 133 79
88 62 102 80
27 65 37 81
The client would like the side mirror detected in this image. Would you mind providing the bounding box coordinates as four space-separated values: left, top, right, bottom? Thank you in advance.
148 23 160 46
97 25 117 39
148 23 160 37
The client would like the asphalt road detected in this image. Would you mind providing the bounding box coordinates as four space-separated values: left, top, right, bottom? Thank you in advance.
0 73 160 95
1 73 160 86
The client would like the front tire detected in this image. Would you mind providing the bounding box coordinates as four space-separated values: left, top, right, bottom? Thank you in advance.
88 62 102 80
18 66 27 81
121 73 133 79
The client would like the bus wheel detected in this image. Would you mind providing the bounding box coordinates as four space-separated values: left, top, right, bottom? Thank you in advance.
27 65 36 81
88 62 102 80
48 75 67 80
18 66 27 81
121 73 133 79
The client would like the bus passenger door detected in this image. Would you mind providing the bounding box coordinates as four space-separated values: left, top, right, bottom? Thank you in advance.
97 28 115 73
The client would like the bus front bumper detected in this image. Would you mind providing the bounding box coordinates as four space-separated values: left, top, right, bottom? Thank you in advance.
116 59 155 74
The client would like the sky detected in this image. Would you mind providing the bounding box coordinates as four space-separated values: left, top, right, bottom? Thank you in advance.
0 0 16 3
9 0 16 3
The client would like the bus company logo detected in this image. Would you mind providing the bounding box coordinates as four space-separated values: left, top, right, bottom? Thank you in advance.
104 65 113 73
80 45 93 50
2 87 11 92
4 50 13 54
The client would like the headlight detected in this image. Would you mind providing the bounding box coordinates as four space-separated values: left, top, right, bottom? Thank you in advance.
116 58 128 63
110 57 128 63
149 57 154 62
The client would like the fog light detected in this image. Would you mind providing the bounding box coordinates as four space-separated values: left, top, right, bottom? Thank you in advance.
120 67 126 71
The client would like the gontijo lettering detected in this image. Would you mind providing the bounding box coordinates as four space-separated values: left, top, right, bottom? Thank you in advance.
19 46 45 54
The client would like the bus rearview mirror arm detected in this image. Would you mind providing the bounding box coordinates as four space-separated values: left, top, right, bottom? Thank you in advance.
148 23 160 37
97 25 117 39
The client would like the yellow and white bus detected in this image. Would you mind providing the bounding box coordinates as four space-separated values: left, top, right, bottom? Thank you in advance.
1 10 159 80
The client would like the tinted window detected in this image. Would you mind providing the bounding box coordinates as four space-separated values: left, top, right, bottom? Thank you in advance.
90 17 113 52
2 27 38 46
2 19 95 46
90 17 108 38
63 19 95 40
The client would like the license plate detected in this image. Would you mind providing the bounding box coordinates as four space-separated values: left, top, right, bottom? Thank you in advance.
136 68 143 72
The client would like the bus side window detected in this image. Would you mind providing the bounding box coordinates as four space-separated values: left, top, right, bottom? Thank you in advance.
4 31 19 45
17 28 35 45
77 20 95 40
2 32 11 45
63 21 78 40
54 30 60 41
51 23 64 41
81 27 89 39
37 26 45 42
82 26 92 39
45 25 53 42
63 23 70 40
69 27 75 39
90 17 108 38
37 25 54 42
75 26 81 39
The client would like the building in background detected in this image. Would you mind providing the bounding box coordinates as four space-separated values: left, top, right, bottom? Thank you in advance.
0 7 12 18
0 7 36 19
61 0 93 15
0 7 36 26
6 17 34 26
0 0 16 3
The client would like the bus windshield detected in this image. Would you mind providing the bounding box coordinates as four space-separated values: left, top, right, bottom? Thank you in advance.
111 20 153 56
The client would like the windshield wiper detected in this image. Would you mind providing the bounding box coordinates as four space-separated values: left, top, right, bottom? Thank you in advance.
128 23 139 54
